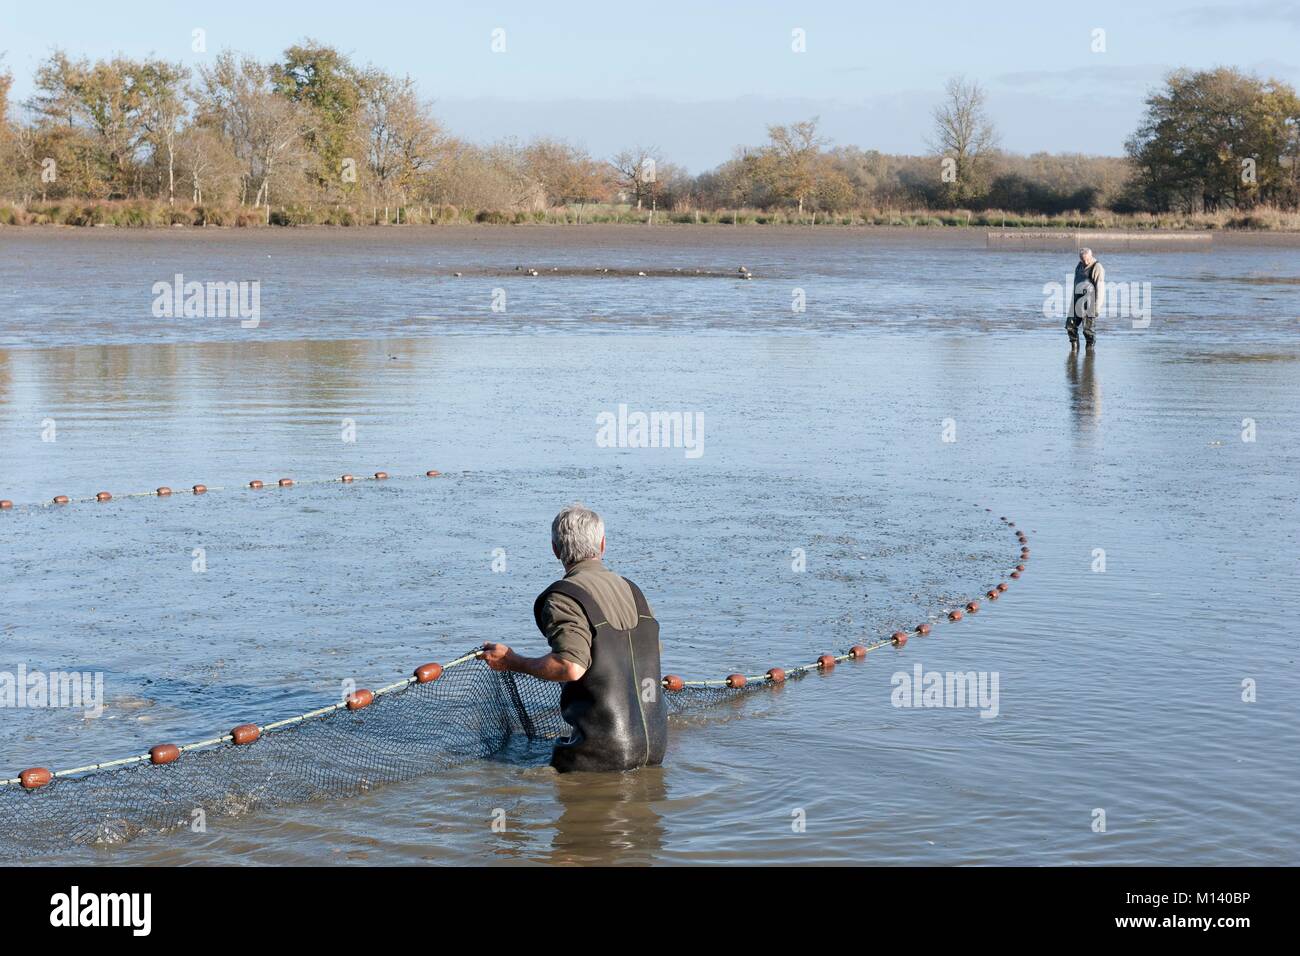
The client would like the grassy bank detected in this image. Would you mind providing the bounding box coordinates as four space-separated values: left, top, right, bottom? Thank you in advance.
3 200 1299 231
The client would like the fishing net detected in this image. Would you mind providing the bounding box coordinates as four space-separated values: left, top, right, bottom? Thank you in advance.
0 470 1030 860
0 649 782 859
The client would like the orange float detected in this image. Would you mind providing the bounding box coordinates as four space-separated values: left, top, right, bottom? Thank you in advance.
230 724 260 745
19 768 52 790
414 662 443 683
346 689 374 710
150 744 180 765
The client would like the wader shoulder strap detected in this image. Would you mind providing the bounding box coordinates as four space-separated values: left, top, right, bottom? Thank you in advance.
622 578 654 620
533 579 609 634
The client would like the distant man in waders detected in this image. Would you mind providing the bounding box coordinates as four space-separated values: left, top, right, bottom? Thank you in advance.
1068 247 1105 350
480 504 667 772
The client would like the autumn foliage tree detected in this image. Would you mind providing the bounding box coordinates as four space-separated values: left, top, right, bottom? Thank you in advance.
1126 68 1300 212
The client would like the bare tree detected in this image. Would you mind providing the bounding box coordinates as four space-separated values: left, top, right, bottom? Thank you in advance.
524 139 609 219
357 68 442 206
929 76 998 205
610 146 662 209
761 118 824 214
176 125 241 204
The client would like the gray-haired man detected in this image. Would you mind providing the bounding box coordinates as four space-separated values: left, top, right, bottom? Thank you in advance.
480 503 667 772
1068 248 1105 350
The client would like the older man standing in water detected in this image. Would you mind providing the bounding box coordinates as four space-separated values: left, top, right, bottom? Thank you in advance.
480 504 667 773
1068 247 1105 350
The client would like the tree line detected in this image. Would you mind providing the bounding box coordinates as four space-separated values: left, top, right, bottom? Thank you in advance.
0 43 1296 221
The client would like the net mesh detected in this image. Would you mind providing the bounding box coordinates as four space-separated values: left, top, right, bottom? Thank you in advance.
0 650 770 859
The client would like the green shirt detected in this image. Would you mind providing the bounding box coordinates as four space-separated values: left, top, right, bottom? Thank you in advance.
538 559 653 671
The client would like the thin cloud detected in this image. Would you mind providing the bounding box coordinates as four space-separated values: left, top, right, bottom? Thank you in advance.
1186 2 1300 28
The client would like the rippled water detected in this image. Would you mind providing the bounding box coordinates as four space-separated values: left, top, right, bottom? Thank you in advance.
1 226 1297 864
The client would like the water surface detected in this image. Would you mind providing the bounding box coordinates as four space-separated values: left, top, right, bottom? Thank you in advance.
1 227 1297 864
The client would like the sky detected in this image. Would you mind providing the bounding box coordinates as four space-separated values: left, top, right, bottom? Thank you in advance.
2 0 1298 171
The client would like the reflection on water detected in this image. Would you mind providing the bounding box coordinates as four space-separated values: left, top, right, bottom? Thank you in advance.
547 769 667 866
1066 349 1100 434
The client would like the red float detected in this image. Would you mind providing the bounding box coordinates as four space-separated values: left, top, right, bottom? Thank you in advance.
891 631 908 646
278 478 294 487
850 645 868 659
95 492 112 502
19 768 52 790
766 667 785 682
726 673 747 688
52 495 69 505
916 623 931 635
414 662 443 683
249 480 264 489
193 484 207 494
949 609 964 621
663 674 684 692
230 724 260 745
150 744 180 765
373 472 389 480
817 654 837 670
346 689 374 710
156 487 172 496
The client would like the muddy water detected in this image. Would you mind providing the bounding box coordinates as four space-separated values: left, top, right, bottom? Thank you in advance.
0 227 1297 864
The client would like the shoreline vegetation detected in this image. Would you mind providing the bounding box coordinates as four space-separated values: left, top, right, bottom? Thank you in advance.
2 44 1297 232
3 199 1299 231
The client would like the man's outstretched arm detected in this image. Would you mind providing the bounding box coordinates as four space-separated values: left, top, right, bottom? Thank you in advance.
480 643 587 682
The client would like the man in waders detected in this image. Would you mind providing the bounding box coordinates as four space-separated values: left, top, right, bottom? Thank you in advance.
1068 247 1105 350
480 504 667 772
